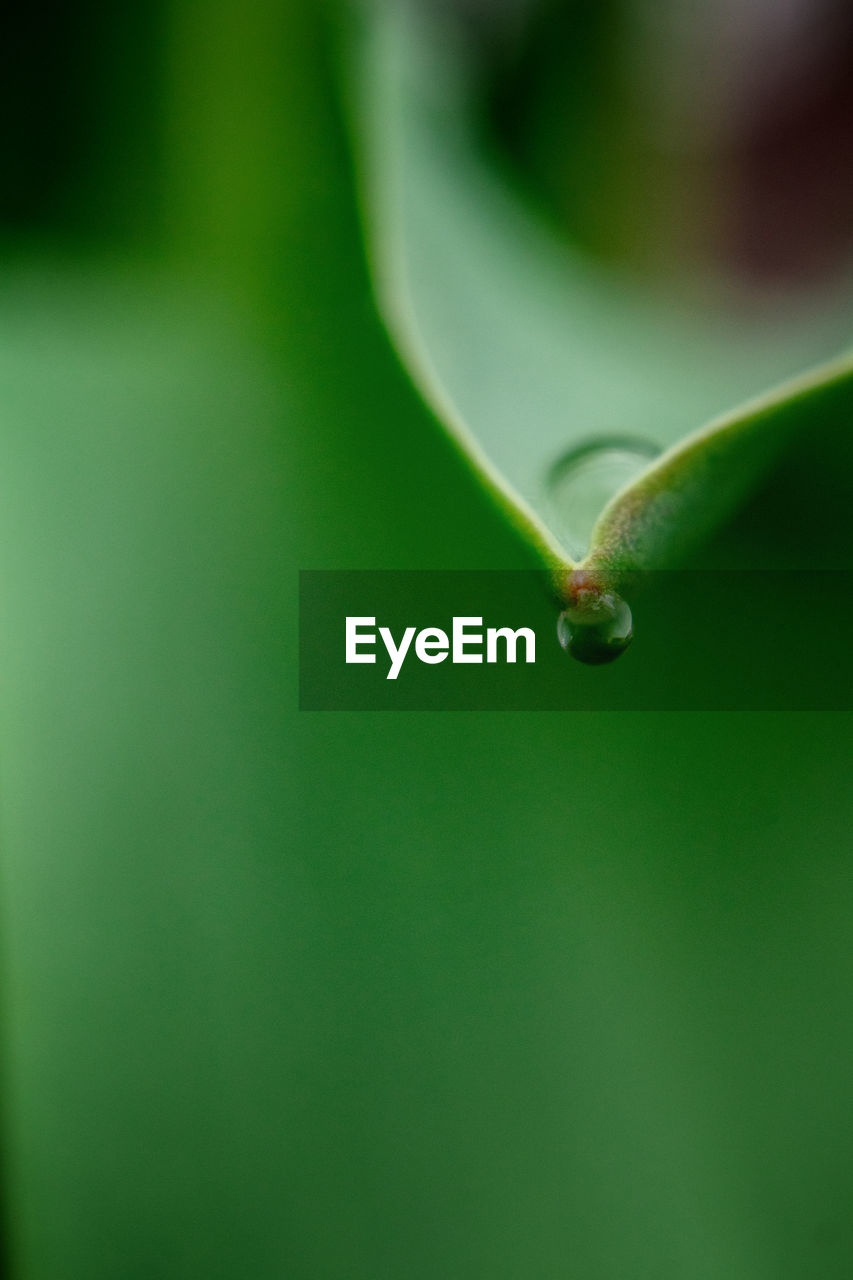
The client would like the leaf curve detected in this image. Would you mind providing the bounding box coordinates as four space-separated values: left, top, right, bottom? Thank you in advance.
344 0 853 597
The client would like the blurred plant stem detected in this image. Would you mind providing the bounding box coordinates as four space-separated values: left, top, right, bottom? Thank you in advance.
2 1 354 319
162 0 328 301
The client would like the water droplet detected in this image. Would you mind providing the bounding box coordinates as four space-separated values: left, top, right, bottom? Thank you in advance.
544 437 660 560
557 589 633 665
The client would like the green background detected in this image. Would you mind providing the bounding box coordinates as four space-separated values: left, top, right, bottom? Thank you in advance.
1 3 852 1276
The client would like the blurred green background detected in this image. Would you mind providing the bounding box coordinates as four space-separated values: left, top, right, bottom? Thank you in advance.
1 3 853 1277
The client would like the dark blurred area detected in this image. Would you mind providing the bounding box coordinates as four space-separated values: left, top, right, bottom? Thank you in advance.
8 0 853 297
0 2 167 242
434 0 853 300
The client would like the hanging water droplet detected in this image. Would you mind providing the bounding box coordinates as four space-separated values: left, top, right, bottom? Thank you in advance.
557 588 633 665
544 437 660 560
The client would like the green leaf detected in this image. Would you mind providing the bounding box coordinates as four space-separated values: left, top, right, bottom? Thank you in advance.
348 1 853 589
